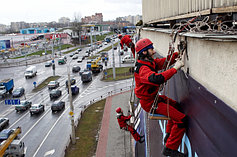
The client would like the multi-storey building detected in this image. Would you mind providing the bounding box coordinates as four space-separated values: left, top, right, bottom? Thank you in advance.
81 13 103 24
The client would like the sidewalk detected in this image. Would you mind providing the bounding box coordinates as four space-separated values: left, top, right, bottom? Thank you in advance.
96 91 133 157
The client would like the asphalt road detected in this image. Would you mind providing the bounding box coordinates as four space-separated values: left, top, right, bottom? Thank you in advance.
0 39 135 157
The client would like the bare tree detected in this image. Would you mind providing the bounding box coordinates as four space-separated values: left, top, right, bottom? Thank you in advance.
72 12 83 46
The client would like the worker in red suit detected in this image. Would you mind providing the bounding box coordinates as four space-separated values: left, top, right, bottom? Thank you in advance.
116 107 144 143
118 34 135 57
134 38 188 157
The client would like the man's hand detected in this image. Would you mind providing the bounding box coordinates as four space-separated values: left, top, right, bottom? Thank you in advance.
173 59 184 70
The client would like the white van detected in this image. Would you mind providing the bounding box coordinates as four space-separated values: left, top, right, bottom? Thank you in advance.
25 66 37 79
122 55 135 63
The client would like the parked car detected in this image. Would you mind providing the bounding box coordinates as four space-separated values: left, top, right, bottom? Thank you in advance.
0 129 14 142
45 61 52 67
30 104 45 115
72 55 78 60
49 89 62 100
77 57 83 63
51 101 65 112
72 66 81 73
0 118 9 131
65 79 76 87
12 87 25 98
15 100 32 112
77 48 82 52
48 81 59 89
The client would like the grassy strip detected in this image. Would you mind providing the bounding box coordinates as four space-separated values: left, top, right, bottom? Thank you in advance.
97 42 118 54
65 99 106 157
12 44 73 59
32 76 60 92
102 67 134 81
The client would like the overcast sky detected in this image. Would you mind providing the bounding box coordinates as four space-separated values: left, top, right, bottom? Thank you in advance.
0 0 142 25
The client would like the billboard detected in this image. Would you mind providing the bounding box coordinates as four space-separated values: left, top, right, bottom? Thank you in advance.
0 40 11 50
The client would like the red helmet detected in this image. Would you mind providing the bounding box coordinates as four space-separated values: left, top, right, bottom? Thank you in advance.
135 38 153 54
116 107 122 113
118 34 122 39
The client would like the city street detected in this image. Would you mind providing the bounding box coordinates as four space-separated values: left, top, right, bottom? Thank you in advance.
0 39 135 157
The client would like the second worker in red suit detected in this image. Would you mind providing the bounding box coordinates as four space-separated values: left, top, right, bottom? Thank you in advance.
134 38 188 157
118 34 136 58
116 107 144 143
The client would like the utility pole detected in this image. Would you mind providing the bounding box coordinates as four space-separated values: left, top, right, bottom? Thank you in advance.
52 35 55 76
24 36 27 67
90 27 93 54
118 42 121 67
112 39 116 79
67 61 76 144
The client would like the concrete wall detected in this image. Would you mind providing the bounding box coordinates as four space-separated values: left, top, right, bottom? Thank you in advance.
140 29 237 111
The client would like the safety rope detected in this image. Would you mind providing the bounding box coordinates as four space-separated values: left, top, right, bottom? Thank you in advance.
149 14 199 119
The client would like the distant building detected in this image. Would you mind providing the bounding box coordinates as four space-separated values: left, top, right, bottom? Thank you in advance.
20 28 56 34
81 13 103 24
58 17 70 24
0 24 7 32
10 21 29 32
116 15 142 25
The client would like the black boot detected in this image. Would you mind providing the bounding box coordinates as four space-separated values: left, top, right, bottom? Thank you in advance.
162 147 187 157
164 133 170 144
139 135 145 143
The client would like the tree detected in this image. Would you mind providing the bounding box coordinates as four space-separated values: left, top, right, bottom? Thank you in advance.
72 12 83 46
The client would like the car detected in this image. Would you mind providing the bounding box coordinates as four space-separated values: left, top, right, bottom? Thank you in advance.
0 129 14 142
81 71 92 83
49 89 62 100
79 69 89 75
69 53 75 57
122 55 135 63
45 61 52 67
85 52 90 57
72 55 78 60
77 57 83 63
51 101 65 112
77 48 82 52
0 118 9 131
15 100 32 112
12 87 25 98
65 79 76 87
30 104 45 115
72 66 81 73
48 81 59 89
58 58 66 64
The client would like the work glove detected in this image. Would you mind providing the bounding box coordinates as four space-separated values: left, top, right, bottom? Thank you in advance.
173 59 184 70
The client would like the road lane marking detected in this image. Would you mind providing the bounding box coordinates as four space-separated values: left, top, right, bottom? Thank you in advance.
44 149 55 156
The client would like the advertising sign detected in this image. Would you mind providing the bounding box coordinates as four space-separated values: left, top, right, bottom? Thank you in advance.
0 40 10 50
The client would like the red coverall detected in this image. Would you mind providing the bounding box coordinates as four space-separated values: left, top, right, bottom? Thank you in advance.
117 114 141 141
120 35 135 57
134 52 187 150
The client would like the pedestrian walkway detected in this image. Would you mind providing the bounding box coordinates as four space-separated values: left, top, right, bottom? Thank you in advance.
96 91 133 157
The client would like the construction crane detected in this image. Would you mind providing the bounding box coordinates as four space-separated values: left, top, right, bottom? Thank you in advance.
0 127 21 157
91 56 103 73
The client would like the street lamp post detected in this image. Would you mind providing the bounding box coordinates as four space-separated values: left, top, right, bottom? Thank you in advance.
67 60 76 144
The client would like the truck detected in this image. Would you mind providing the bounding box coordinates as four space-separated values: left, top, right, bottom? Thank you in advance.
91 57 103 73
2 139 26 157
0 79 14 98
24 66 37 79
0 127 25 157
